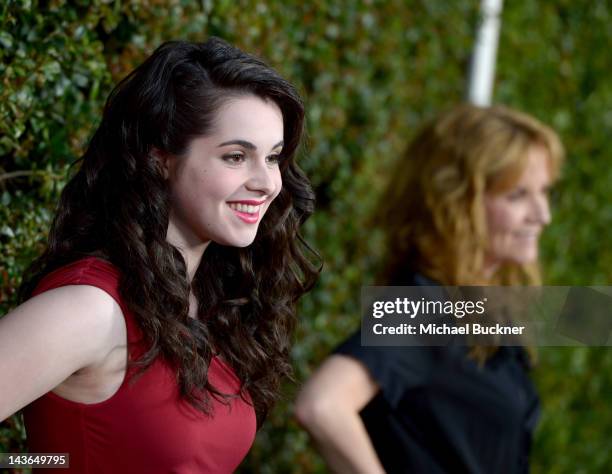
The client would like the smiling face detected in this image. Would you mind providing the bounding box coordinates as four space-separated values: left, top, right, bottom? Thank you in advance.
484 144 553 270
165 94 284 250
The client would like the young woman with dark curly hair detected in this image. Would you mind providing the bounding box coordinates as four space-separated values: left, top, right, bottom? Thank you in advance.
0 37 319 473
296 104 563 474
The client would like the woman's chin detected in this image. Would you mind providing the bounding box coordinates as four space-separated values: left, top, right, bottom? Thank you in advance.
215 235 257 248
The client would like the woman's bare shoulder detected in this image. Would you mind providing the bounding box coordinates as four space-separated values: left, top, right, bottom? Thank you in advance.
0 284 125 420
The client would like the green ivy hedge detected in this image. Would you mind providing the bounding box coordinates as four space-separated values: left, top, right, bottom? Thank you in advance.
1 1 610 472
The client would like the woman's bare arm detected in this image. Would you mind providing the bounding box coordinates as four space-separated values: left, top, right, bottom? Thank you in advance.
295 354 386 474
0 285 124 421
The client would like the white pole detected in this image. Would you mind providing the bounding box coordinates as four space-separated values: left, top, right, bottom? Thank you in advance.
467 0 504 106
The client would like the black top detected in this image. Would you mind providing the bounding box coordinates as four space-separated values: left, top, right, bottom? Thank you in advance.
334 274 540 474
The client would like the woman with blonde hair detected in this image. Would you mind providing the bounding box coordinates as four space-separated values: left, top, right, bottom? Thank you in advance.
296 103 564 474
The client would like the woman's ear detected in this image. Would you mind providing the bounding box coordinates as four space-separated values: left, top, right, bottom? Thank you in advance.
151 147 171 179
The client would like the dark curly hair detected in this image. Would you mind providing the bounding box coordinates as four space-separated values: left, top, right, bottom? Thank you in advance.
19 38 320 424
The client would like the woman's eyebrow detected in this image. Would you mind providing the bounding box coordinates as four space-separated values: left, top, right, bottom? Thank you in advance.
218 139 256 149
217 139 284 150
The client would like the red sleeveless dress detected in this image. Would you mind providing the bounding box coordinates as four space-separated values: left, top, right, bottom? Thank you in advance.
23 257 256 473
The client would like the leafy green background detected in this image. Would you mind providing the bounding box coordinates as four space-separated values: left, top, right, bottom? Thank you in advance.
1 1 610 473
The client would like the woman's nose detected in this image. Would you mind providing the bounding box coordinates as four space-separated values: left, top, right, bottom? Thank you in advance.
531 194 551 225
245 159 278 195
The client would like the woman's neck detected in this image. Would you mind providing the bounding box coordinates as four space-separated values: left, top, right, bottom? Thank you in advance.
482 257 500 282
165 221 211 283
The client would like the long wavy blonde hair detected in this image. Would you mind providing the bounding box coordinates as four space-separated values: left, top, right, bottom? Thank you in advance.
376 104 564 362
378 103 564 288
